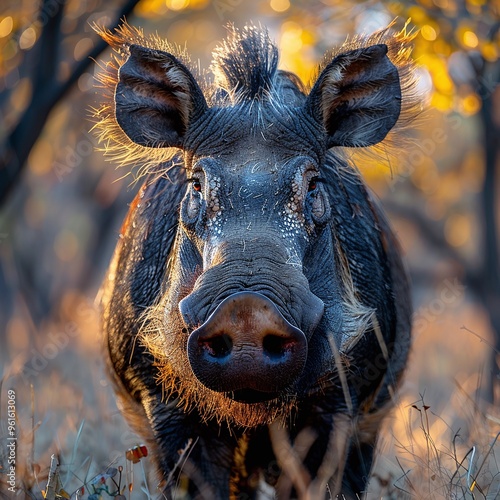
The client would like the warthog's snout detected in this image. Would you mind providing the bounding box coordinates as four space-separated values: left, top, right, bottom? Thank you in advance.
185 292 308 402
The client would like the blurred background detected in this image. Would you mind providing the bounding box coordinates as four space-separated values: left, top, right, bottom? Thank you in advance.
0 0 499 498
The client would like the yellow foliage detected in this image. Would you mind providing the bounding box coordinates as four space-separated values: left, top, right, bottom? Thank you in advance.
438 171 463 204
416 0 435 8
481 41 498 62
356 159 392 186
407 5 428 24
387 1 404 15
189 0 210 8
433 38 452 56
301 28 316 46
431 92 453 111
411 157 439 193
135 0 167 17
419 53 454 95
280 22 303 54
279 21 316 81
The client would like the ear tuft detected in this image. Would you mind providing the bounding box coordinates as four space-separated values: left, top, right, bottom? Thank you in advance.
305 22 422 150
92 21 208 177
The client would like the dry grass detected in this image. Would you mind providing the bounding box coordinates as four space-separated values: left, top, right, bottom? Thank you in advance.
0 293 154 499
1 293 498 499
368 393 500 499
0 381 155 499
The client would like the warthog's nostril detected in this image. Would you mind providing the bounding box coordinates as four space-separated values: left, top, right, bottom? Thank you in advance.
200 334 233 358
262 334 293 360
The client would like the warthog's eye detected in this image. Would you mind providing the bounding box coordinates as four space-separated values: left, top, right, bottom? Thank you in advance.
189 178 202 193
308 177 326 192
307 177 325 193
308 178 318 192
182 175 204 226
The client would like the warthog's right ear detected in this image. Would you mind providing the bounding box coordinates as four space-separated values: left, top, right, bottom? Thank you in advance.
305 44 401 148
115 45 208 148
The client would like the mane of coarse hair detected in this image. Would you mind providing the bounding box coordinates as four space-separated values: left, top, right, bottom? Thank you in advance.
210 24 279 105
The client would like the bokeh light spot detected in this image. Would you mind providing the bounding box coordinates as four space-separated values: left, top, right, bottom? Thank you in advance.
74 37 94 61
462 30 479 48
280 22 303 53
460 93 481 115
270 0 290 12
166 0 189 10
19 26 37 50
0 16 13 38
481 42 498 62
421 24 437 41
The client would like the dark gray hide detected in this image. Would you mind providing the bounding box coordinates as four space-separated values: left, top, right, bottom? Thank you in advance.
101 26 412 499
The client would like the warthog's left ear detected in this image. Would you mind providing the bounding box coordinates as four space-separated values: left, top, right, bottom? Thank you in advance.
305 44 401 148
115 44 208 148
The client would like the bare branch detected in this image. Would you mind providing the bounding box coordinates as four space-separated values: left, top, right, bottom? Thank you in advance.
0 0 140 205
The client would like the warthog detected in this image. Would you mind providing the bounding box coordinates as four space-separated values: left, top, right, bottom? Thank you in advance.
95 22 419 499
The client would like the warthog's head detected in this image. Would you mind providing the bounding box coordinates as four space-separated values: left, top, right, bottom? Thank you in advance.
96 23 418 427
